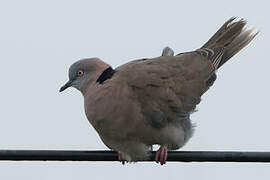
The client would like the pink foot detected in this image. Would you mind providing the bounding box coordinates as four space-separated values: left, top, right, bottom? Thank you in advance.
155 146 168 165
118 152 126 165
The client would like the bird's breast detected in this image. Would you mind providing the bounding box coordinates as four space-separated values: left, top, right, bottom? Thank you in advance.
83 83 142 140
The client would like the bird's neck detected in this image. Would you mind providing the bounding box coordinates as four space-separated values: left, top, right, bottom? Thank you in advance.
80 66 114 96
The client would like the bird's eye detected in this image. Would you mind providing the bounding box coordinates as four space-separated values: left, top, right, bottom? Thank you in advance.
77 70 84 76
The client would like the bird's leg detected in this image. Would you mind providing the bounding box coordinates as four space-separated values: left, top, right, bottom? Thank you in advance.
155 146 168 165
118 152 126 165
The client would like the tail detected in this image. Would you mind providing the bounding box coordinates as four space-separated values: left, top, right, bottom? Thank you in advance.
201 17 258 69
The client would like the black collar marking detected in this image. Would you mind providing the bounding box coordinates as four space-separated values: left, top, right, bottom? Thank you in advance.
96 67 116 84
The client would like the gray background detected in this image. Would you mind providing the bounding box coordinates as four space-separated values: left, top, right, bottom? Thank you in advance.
0 0 269 179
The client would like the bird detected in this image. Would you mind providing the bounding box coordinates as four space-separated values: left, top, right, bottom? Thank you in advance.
161 46 174 56
60 17 258 165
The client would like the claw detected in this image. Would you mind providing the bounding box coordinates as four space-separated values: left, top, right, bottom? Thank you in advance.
155 146 168 165
118 152 126 165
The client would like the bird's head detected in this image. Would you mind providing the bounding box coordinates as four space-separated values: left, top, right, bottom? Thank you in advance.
59 58 110 93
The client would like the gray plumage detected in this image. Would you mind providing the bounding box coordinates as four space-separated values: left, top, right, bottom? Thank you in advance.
162 46 174 56
60 18 258 162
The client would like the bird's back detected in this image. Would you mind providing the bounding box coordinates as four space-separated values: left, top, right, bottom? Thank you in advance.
115 18 258 132
115 53 214 130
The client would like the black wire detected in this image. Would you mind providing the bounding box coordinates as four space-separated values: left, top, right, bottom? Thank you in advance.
0 150 270 162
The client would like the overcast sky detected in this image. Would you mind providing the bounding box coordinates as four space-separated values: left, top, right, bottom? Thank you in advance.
0 0 269 179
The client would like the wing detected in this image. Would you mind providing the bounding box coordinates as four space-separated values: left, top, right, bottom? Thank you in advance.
116 52 216 128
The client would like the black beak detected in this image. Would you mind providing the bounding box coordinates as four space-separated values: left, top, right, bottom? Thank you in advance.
59 80 73 92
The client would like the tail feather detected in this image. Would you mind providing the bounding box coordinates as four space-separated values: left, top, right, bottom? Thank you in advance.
202 17 258 69
202 17 237 48
220 28 258 68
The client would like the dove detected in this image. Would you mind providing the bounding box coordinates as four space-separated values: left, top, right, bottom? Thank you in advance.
60 17 258 165
162 46 174 56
